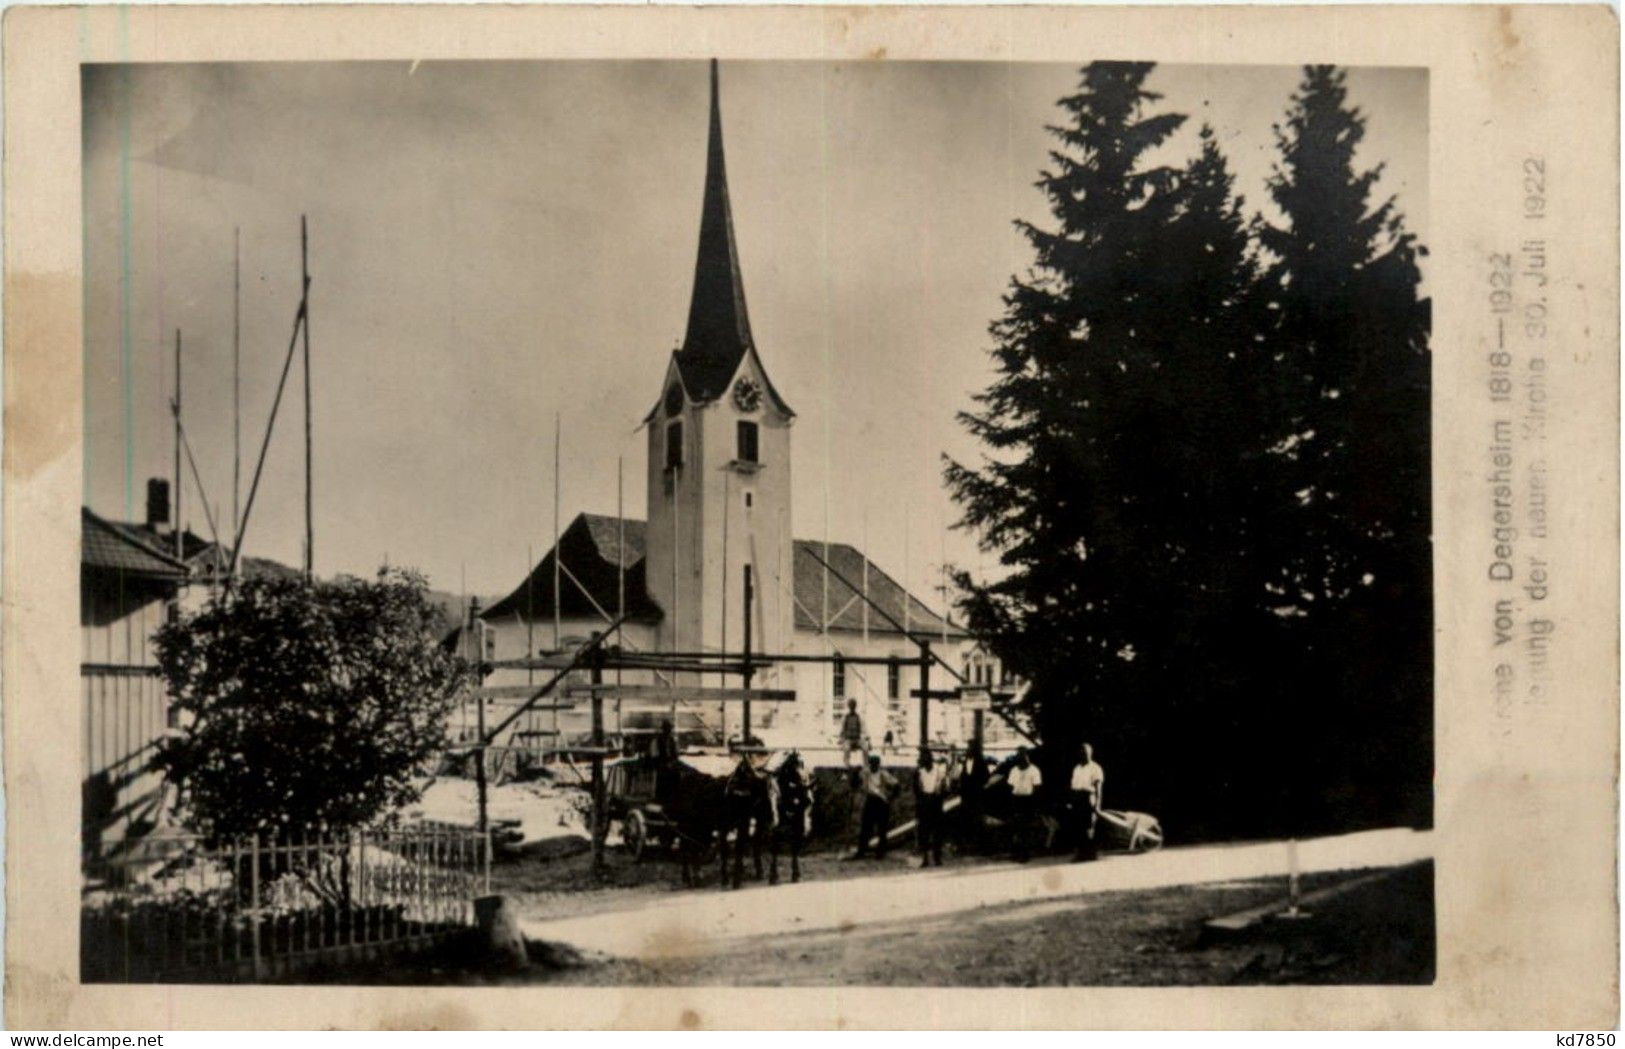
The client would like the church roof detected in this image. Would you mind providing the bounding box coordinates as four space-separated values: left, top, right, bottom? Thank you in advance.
675 59 754 405
483 512 965 641
482 513 660 623
791 540 965 640
656 60 792 420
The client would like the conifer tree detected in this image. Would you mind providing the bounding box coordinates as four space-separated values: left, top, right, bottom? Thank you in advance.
944 62 1190 764
950 63 1431 836
1255 65 1432 828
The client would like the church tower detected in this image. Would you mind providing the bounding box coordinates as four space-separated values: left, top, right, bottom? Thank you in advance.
645 60 795 688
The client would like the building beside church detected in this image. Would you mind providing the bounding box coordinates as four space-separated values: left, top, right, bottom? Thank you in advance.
81 482 298 862
475 62 1017 755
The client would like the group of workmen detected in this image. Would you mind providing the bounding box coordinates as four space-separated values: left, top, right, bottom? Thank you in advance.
839 699 1107 867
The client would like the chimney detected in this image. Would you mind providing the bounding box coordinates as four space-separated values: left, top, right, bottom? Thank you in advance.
146 478 171 529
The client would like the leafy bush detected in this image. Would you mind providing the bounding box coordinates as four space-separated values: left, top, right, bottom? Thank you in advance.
155 568 467 842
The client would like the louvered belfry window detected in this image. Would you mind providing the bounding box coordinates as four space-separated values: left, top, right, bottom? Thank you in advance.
665 420 684 469
736 420 759 463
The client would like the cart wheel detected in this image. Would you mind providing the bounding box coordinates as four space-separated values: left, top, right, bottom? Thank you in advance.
625 809 648 862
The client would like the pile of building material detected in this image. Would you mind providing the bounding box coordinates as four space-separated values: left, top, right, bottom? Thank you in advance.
406 776 603 855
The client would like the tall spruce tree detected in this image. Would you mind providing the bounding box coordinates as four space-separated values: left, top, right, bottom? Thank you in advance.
1133 126 1268 632
945 63 1197 783
949 63 1427 837
1122 126 1291 833
1255 65 1432 830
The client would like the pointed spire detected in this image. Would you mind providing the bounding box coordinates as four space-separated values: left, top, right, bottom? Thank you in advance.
676 59 755 401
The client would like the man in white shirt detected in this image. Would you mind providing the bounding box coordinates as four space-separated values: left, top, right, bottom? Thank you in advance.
852 755 899 860
839 700 866 773
915 748 948 868
1070 742 1105 862
1007 747 1043 862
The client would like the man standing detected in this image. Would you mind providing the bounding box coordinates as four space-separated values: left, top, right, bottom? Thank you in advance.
1007 746 1043 862
839 699 866 776
1070 742 1105 862
914 748 947 868
853 754 898 859
958 741 990 851
652 718 680 805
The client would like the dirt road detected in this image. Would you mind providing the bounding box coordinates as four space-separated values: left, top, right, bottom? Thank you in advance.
520 826 1431 960
323 859 1434 986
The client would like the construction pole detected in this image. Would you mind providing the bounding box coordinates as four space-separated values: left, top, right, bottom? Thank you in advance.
671 473 680 722
589 636 606 876
232 226 241 541
741 565 754 743
227 285 307 578
526 543 535 686
720 469 730 743
301 215 313 578
919 641 932 748
470 597 488 835
173 329 182 559
861 506 870 645
616 455 625 737
552 413 561 752
552 413 561 651
903 509 912 636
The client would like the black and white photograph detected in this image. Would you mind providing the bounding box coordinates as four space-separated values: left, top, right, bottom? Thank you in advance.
76 53 1435 989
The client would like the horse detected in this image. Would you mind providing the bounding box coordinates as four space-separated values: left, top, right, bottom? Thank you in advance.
768 750 813 884
719 755 776 890
662 763 726 888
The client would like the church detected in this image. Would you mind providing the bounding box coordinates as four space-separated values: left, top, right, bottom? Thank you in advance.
474 62 1013 755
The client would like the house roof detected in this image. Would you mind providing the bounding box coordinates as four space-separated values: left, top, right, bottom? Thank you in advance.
482 512 965 641
105 520 213 563
81 508 190 579
103 520 298 581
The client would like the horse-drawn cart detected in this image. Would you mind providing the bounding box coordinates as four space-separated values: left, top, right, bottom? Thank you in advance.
605 757 669 861
606 752 742 861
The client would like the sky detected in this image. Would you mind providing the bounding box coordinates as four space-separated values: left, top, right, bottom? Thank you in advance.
82 59 1427 604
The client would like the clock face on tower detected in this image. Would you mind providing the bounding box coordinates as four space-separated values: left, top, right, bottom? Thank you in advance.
732 377 762 413
664 382 684 417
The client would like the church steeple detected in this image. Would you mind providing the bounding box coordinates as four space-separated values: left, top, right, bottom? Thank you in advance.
644 59 796 703
674 59 756 403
